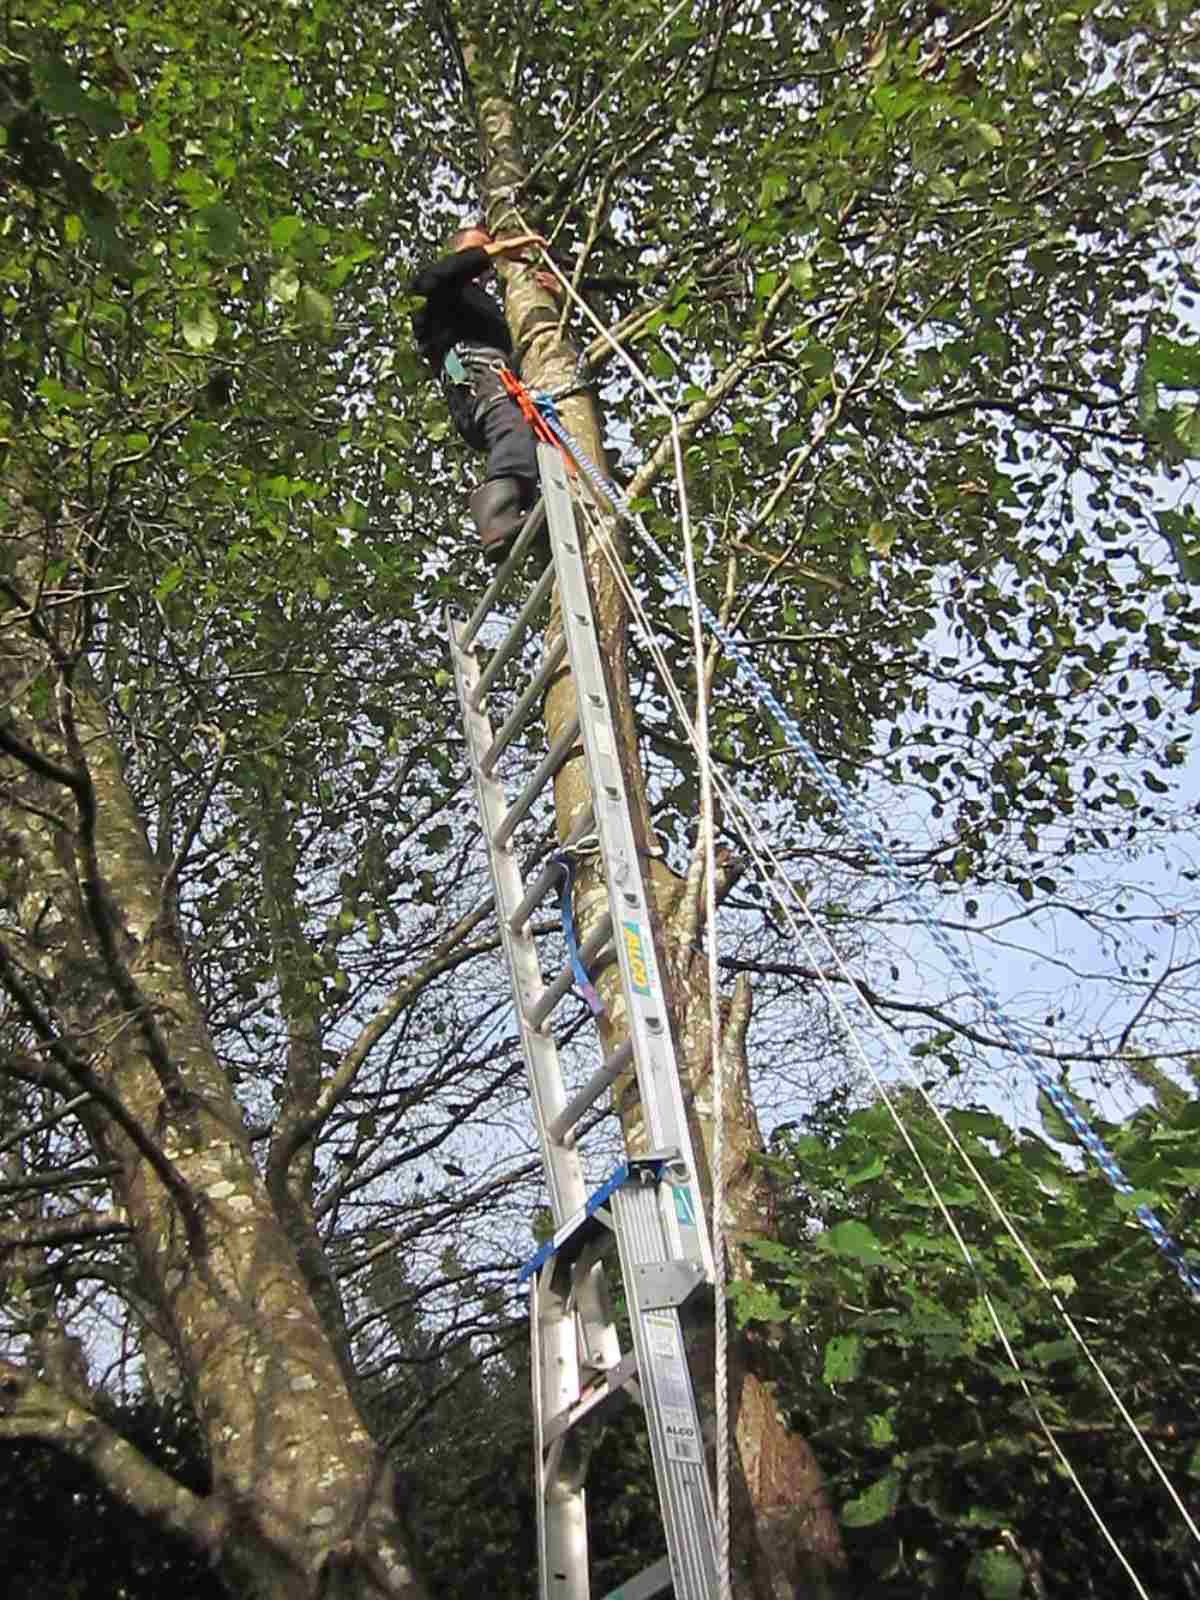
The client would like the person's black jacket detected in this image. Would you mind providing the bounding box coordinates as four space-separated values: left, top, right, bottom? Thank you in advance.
410 247 513 372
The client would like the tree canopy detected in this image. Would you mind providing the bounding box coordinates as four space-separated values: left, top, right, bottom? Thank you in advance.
2 0 1199 1595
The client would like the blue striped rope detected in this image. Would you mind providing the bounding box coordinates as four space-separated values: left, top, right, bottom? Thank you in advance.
533 394 1200 1302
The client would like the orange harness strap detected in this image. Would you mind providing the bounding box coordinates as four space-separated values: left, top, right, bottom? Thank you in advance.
498 366 575 471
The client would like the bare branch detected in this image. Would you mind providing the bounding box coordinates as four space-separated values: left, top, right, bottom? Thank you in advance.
0 1209 130 1251
0 940 206 1250
270 898 501 1171
0 1361 226 1554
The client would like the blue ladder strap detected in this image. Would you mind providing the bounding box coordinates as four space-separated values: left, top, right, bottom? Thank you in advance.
534 406 1200 1302
552 851 604 1017
517 1159 632 1283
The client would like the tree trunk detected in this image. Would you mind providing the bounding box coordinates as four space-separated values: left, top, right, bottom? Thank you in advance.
471 82 849 1600
0 516 424 1598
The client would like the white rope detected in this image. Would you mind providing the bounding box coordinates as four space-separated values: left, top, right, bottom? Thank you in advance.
508 190 737 1596
509 187 1195 1577
678 443 731 1598
569 487 1198 1572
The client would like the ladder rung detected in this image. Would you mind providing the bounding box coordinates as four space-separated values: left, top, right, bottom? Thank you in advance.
525 915 613 1031
508 812 597 932
469 558 558 711
493 714 580 848
457 500 548 649
543 1350 639 1447
600 1556 673 1600
483 637 568 776
548 1041 633 1143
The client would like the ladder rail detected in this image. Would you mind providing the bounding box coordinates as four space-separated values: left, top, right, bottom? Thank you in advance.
540 444 714 1280
446 607 584 1223
448 447 721 1600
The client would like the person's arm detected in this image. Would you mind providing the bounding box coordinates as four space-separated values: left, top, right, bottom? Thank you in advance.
483 231 547 262
410 233 547 295
409 245 492 297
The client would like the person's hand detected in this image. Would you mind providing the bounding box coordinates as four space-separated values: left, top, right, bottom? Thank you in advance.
533 268 563 298
485 231 547 261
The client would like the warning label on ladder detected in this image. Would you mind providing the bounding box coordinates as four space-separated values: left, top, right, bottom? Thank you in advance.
646 1314 701 1463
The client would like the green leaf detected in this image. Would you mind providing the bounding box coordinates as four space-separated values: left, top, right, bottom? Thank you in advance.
817 1220 891 1266
60 165 135 274
796 342 835 377
841 1472 899 1527
270 266 301 304
156 564 185 600
298 285 334 332
199 203 241 256
1036 1090 1076 1145
948 1109 1008 1141
1165 402 1200 459
141 131 171 183
758 171 789 209
850 543 869 579
1144 334 1200 388
975 122 1004 148
866 519 897 556
846 1154 884 1186
271 215 306 249
967 1548 1024 1599
39 55 124 136
182 304 220 351
866 1412 896 1445
822 1333 863 1384
1028 1338 1076 1367
1136 362 1159 428
727 1280 790 1325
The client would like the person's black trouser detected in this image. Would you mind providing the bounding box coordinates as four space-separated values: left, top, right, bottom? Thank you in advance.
442 344 538 490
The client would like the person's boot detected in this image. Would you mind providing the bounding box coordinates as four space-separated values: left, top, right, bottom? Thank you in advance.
471 477 526 562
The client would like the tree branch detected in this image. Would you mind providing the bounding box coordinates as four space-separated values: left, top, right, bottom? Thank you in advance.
270 898 501 1170
0 939 207 1251
0 1210 130 1252
0 1361 226 1554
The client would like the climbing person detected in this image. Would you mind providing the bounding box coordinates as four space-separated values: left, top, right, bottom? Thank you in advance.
411 223 561 561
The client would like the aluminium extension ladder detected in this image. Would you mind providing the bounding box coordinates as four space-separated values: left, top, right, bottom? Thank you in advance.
446 443 720 1600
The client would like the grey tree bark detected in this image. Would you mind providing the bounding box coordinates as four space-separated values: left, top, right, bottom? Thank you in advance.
0 513 425 1598
470 73 850 1600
